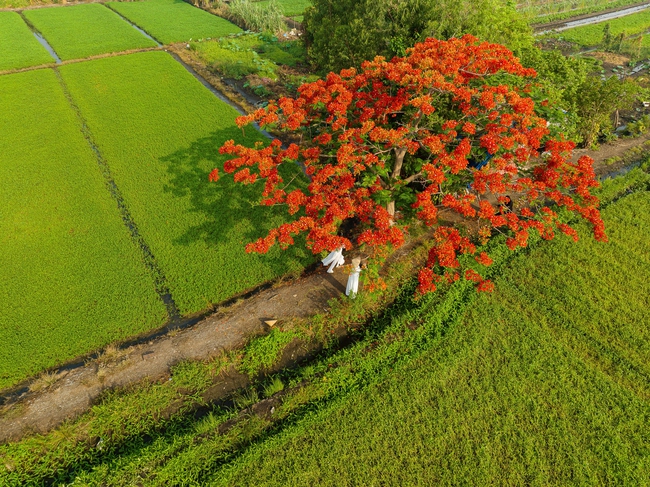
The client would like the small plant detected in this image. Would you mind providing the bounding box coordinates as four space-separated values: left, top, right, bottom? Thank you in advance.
627 114 650 136
232 388 260 410
263 377 285 397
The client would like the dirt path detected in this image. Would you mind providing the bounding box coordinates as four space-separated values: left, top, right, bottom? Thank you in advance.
0 265 348 443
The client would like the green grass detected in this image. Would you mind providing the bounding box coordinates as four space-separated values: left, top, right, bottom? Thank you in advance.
0 69 166 390
22 3 157 61
190 32 305 80
59 51 309 315
107 0 241 44
208 195 650 486
553 8 650 46
0 12 52 71
256 0 311 18
4 168 648 486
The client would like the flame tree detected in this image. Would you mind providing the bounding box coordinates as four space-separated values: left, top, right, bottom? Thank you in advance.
210 35 606 293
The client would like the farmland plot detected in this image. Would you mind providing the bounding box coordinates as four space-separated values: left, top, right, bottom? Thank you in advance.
59 51 309 315
554 8 650 45
107 0 241 44
23 3 157 61
0 12 52 71
0 69 166 390
208 191 650 487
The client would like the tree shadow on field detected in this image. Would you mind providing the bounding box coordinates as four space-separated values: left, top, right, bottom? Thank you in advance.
160 129 310 264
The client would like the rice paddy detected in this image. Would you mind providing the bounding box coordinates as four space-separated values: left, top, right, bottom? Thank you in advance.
22 3 157 60
0 12 52 71
107 0 241 44
0 68 166 389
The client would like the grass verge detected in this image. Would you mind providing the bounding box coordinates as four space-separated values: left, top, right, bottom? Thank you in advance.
0 69 166 390
22 3 157 61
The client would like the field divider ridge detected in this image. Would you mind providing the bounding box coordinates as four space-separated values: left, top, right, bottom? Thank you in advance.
52 66 182 324
103 2 163 46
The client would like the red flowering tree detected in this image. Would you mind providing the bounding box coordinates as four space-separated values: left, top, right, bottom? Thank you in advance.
210 35 606 294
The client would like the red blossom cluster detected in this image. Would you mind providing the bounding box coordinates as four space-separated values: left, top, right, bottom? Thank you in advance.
211 35 605 294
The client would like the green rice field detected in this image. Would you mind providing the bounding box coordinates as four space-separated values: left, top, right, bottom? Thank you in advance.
211 192 650 486
107 0 241 44
22 3 157 61
4 171 648 485
555 8 650 46
0 12 52 71
59 51 309 315
0 69 166 390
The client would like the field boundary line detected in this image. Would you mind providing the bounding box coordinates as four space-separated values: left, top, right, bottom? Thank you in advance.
103 2 163 46
0 46 163 76
52 66 182 323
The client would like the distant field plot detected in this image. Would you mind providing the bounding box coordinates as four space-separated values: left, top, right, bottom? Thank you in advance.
23 3 157 60
107 0 241 44
0 69 166 390
59 51 309 315
0 12 52 71
521 0 643 22
555 8 650 45
257 0 311 18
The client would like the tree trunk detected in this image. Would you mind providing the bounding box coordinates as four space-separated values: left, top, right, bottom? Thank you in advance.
386 147 407 222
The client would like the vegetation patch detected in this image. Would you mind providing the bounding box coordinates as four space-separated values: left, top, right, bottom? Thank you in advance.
59 51 310 315
0 12 52 71
0 69 166 390
189 32 305 81
256 0 312 18
107 0 241 44
552 8 650 46
22 3 157 61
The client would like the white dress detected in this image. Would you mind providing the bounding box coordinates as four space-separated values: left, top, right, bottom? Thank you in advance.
321 247 345 273
346 264 361 298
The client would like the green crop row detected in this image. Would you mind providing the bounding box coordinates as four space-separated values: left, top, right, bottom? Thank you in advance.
107 0 241 44
58 51 311 315
0 12 53 71
0 68 167 390
552 8 650 46
22 3 157 61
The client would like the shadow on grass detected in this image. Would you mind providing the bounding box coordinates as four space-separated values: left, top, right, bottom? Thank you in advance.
160 128 311 264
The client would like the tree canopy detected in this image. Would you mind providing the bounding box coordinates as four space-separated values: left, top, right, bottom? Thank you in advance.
210 36 605 293
304 0 533 72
